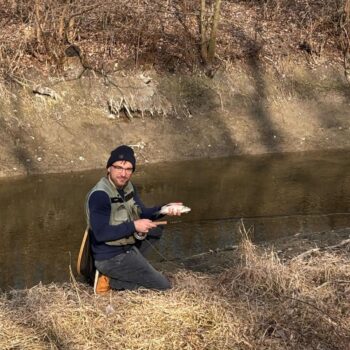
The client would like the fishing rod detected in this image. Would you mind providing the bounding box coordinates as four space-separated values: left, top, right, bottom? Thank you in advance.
153 203 350 225
149 218 350 269
149 205 350 267
164 211 350 225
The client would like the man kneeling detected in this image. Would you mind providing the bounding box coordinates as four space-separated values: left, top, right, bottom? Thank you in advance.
85 145 182 292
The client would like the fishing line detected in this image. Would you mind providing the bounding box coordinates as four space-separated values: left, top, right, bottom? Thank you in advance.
144 239 185 269
149 223 350 270
146 238 238 270
146 211 350 269
167 211 350 225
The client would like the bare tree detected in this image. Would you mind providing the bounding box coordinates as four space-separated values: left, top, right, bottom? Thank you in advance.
200 0 222 65
340 0 350 82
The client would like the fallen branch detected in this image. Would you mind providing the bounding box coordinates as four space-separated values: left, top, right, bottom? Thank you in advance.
291 247 320 262
327 238 350 250
291 238 350 262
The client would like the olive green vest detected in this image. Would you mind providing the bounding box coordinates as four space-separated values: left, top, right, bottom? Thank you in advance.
86 176 141 246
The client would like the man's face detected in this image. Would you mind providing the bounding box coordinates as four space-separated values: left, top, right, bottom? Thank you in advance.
108 160 134 188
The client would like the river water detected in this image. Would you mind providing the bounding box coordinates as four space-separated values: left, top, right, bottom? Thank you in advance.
1 150 349 290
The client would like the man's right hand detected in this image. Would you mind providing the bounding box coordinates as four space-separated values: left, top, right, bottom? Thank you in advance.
134 219 157 234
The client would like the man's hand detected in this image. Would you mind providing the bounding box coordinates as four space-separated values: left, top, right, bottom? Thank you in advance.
134 219 157 233
166 203 183 216
160 202 190 216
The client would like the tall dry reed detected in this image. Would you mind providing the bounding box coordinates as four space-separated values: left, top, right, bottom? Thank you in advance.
1 234 350 349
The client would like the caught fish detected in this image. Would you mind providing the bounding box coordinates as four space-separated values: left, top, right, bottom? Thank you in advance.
159 203 191 215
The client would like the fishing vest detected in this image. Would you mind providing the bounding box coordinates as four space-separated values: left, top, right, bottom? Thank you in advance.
86 177 141 246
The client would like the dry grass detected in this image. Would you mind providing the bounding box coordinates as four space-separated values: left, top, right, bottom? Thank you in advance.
0 277 239 349
219 236 350 349
1 235 350 349
1 0 349 79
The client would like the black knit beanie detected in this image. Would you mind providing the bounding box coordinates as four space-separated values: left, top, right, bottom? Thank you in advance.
106 145 136 171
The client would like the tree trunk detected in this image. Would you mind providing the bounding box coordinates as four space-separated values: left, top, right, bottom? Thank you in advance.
34 0 43 44
207 0 222 63
200 0 208 63
58 5 68 41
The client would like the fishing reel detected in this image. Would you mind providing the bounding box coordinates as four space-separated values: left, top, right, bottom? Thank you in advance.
134 231 147 240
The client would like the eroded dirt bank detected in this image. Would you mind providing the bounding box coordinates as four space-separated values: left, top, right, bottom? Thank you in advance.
1 61 350 178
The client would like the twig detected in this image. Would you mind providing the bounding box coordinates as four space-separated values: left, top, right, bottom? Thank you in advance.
5 73 33 89
68 252 82 305
327 238 350 250
291 238 350 262
283 295 350 338
334 280 350 284
291 247 320 262
123 101 134 120
66 3 104 24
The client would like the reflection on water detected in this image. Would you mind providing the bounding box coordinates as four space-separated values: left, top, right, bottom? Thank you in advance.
0 150 349 290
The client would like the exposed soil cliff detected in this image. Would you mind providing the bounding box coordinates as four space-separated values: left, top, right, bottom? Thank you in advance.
1 60 350 178
2 1 350 178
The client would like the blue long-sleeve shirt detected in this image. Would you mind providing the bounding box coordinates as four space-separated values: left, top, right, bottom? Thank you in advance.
88 186 162 260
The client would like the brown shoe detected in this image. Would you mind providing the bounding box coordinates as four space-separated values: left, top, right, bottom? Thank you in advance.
94 271 111 294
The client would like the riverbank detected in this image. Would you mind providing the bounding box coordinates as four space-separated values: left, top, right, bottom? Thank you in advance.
1 61 350 179
2 1 350 179
1 229 349 350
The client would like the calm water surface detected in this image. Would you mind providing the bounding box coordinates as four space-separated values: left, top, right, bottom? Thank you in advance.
1 150 349 290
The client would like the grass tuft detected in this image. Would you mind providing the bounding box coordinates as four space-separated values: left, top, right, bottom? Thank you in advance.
1 233 350 349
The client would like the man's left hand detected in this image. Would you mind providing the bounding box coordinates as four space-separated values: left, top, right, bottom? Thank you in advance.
165 202 183 216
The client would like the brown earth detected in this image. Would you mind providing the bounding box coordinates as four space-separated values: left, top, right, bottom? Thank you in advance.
1 59 350 179
1 1 350 179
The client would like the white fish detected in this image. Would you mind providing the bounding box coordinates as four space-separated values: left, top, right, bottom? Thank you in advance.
159 203 191 215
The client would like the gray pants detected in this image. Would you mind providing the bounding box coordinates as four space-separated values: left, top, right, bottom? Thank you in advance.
95 232 171 291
